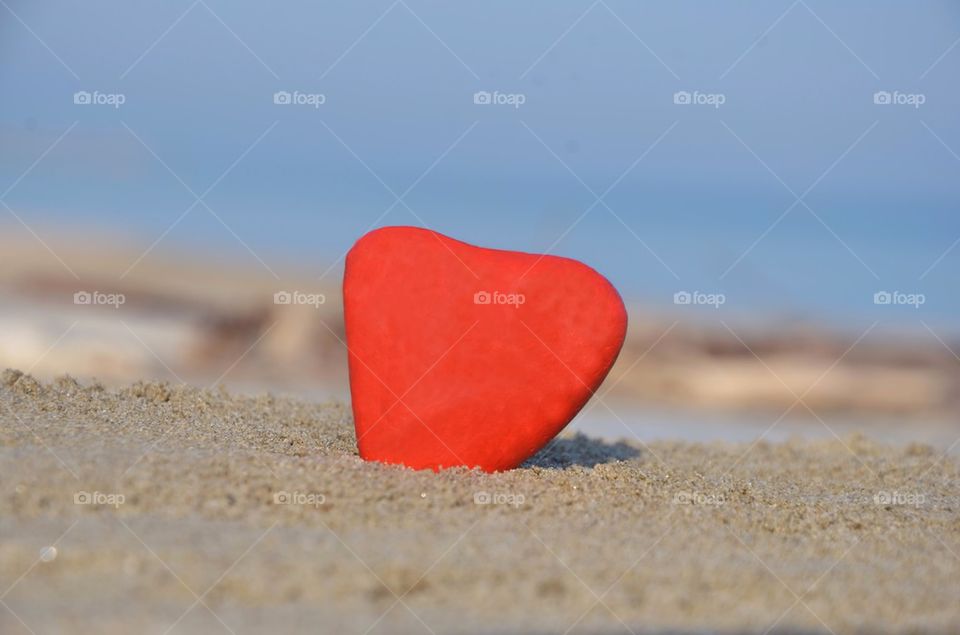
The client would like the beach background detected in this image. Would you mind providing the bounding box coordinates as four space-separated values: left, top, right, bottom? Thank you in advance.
1 1 959 633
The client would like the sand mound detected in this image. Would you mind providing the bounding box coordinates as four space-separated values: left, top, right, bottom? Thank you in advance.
1 372 958 634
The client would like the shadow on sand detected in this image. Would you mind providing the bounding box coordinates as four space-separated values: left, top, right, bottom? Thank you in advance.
522 433 641 469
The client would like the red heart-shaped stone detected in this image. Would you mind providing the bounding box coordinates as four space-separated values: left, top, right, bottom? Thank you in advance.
343 227 627 472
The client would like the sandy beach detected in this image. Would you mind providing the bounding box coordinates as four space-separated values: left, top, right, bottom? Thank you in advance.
1 370 957 634
3 234 958 421
5 3 959 632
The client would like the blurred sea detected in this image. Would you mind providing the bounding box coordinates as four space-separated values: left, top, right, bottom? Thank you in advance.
23 193 956 334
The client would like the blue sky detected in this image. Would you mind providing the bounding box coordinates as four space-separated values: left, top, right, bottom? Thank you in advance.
1 1 959 328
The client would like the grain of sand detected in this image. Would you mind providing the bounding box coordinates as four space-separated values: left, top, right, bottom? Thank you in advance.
1 369 958 634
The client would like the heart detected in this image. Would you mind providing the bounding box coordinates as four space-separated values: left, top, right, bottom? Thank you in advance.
343 226 627 472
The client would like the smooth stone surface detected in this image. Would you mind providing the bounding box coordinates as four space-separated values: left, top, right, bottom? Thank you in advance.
343 226 628 471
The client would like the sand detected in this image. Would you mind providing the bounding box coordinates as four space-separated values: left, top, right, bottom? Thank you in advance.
4 232 958 418
1 369 958 635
